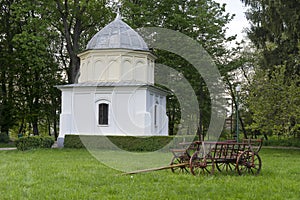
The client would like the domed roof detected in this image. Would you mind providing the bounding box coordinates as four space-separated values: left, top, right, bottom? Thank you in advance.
86 16 149 51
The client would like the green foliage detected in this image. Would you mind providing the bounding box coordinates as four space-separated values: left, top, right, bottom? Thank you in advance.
15 136 54 151
123 0 238 134
0 0 62 137
263 138 300 148
109 136 172 152
47 0 112 83
0 0 19 135
246 66 300 137
64 135 173 152
238 0 300 138
241 0 300 75
63 135 85 148
0 133 10 143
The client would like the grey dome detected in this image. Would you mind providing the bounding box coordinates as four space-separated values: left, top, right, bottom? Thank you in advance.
86 17 149 51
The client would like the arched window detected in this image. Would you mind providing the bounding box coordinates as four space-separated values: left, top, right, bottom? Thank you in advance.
98 103 109 125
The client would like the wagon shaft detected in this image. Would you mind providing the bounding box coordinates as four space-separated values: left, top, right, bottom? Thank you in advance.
122 163 188 175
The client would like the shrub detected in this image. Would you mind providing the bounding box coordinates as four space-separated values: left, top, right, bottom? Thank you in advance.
0 133 10 143
64 135 85 148
263 138 300 148
64 135 175 152
15 136 55 151
40 137 55 148
109 136 172 152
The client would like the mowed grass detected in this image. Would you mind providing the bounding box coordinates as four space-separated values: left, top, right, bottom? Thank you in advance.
0 148 300 200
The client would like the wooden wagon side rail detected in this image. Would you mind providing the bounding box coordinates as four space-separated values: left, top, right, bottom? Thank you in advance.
242 138 263 153
189 140 262 175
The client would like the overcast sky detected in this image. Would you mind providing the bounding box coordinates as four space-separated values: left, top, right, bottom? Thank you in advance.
214 0 250 42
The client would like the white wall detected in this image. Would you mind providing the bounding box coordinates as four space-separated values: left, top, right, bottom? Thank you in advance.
57 85 168 146
78 49 156 84
146 88 169 136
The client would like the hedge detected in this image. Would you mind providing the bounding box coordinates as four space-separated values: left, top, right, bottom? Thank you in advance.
15 136 55 151
263 138 300 148
63 135 189 152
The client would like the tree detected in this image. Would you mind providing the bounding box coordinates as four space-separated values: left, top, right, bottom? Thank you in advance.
0 0 63 137
0 0 21 136
47 0 112 83
240 0 300 138
241 0 300 76
246 66 300 138
12 1 63 136
122 0 237 136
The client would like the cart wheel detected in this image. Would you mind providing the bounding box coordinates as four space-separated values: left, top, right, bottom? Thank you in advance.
189 152 210 175
236 151 262 175
170 156 189 174
216 161 236 173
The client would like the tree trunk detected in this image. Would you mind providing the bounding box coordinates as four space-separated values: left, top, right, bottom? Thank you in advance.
18 119 24 135
47 117 51 136
53 117 58 139
68 56 80 83
55 0 82 84
239 115 247 139
225 76 248 139
0 74 7 135
168 108 176 135
197 81 204 141
263 133 268 140
32 121 39 135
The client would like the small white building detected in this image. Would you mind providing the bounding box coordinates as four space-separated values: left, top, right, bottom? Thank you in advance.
57 13 169 147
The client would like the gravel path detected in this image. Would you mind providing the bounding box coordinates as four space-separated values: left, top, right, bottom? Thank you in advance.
263 146 300 150
0 147 17 151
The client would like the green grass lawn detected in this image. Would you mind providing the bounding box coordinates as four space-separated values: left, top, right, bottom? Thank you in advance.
0 148 300 200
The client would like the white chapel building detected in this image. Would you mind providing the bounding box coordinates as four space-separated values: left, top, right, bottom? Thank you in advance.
57 12 169 147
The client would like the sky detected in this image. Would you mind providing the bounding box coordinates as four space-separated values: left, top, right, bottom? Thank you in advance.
214 0 250 43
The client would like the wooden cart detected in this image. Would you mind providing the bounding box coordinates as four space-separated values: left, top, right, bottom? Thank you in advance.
170 139 262 175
